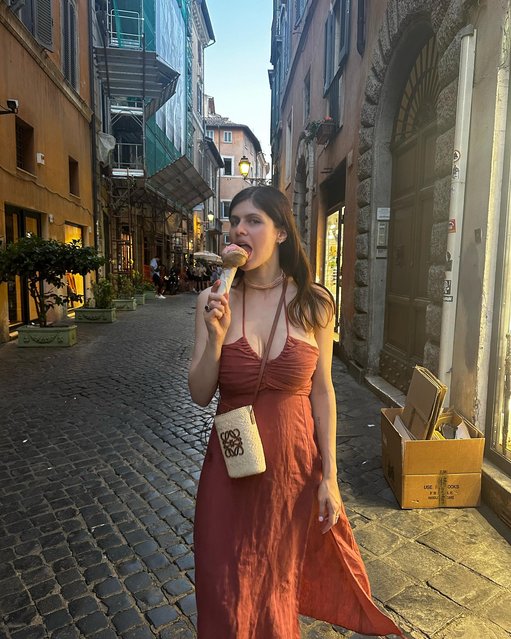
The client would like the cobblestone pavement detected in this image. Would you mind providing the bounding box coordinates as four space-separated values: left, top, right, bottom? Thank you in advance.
0 292 510 639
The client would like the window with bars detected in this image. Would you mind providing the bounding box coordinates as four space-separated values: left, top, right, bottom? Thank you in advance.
15 118 35 173
62 0 78 89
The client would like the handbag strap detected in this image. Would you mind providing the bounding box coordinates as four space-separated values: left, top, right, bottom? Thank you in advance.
250 277 288 405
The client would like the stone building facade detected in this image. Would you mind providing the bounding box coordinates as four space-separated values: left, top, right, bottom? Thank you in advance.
270 0 511 522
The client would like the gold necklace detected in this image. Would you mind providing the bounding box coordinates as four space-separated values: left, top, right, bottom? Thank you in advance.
243 270 285 290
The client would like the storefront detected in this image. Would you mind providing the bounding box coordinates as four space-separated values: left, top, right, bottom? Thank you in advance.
323 208 344 338
5 206 41 328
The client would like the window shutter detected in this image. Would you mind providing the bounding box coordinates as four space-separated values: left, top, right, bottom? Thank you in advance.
323 12 333 94
338 0 351 72
33 0 53 50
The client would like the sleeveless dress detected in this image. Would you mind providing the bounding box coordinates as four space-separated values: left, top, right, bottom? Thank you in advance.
194 284 402 639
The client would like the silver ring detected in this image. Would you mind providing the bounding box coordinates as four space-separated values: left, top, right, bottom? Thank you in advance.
204 304 211 312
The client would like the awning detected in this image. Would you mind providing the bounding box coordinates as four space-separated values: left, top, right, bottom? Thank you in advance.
94 47 179 118
146 156 214 209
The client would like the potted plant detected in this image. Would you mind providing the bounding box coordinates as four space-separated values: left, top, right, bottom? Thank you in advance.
74 277 116 323
113 274 137 311
0 235 104 347
132 271 147 305
304 117 337 144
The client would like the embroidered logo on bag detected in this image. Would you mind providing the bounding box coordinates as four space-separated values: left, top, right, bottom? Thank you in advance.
220 429 244 457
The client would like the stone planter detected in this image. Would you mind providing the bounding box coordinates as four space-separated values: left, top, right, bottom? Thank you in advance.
17 324 77 348
113 298 137 311
74 307 116 323
134 293 145 305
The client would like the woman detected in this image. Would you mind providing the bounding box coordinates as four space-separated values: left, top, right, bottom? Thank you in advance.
189 187 402 638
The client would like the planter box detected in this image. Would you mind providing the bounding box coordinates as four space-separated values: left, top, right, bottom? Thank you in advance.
17 324 77 348
74 307 116 323
134 293 145 305
316 121 337 144
113 298 137 311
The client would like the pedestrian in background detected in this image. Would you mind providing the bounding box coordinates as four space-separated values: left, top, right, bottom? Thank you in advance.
188 186 402 639
150 256 165 299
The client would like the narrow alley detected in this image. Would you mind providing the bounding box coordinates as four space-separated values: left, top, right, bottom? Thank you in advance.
0 296 510 639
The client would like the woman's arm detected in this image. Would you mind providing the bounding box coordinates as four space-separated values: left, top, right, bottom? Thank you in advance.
188 283 230 406
310 300 342 534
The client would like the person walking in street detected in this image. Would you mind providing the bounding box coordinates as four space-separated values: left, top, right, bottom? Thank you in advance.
188 186 402 639
150 256 165 299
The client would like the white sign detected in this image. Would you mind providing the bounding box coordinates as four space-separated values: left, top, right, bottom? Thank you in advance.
377 207 390 221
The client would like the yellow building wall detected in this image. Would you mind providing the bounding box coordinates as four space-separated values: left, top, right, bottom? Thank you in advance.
0 1 93 341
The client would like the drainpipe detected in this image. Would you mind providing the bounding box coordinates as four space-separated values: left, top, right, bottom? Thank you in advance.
88 0 100 254
474 8 511 427
438 26 477 405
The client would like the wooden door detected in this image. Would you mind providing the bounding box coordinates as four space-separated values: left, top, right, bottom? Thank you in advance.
379 37 439 392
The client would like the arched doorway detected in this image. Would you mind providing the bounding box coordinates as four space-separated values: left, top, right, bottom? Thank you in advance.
379 36 440 392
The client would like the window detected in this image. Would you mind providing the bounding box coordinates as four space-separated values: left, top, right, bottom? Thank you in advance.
62 0 78 89
69 157 79 196
222 157 233 176
324 0 350 94
220 201 232 219
15 117 34 173
303 70 311 124
16 0 53 49
357 0 366 55
285 110 293 184
197 83 203 115
294 0 306 24
205 129 214 140
223 233 231 245
223 131 232 143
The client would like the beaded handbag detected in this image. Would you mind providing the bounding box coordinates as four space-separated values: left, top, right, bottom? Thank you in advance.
214 281 287 478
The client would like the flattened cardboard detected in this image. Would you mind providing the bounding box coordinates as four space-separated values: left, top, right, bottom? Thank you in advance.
402 366 447 439
381 407 484 509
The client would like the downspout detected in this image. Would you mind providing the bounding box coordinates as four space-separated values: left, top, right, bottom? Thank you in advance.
88 0 100 296
438 26 476 404
474 8 511 427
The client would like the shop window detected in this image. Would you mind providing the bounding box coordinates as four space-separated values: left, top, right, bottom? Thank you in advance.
15 117 35 173
68 157 79 196
65 223 84 309
62 0 78 89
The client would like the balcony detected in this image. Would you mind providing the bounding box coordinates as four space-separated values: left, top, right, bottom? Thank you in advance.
112 143 144 178
107 9 143 49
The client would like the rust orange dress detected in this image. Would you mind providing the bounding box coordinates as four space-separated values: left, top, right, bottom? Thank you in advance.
194 287 402 638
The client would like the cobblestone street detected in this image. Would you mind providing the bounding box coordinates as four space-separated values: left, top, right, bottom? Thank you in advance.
0 292 510 639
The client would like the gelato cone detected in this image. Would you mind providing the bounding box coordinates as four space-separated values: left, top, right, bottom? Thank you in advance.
218 244 249 295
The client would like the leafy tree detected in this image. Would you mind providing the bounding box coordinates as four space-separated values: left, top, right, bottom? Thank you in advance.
0 236 104 327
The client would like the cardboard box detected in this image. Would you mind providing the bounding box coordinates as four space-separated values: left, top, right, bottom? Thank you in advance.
381 407 485 509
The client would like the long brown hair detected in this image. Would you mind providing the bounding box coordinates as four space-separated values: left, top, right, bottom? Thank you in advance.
229 186 334 331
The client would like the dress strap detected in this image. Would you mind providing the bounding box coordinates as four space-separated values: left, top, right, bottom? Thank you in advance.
284 281 290 336
242 282 246 338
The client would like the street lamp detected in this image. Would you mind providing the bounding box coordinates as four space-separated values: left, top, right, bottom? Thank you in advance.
238 155 272 185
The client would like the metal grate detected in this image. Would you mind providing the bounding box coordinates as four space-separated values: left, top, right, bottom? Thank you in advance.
394 36 440 144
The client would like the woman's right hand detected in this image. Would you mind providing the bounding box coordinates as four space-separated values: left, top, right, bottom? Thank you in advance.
203 280 231 344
